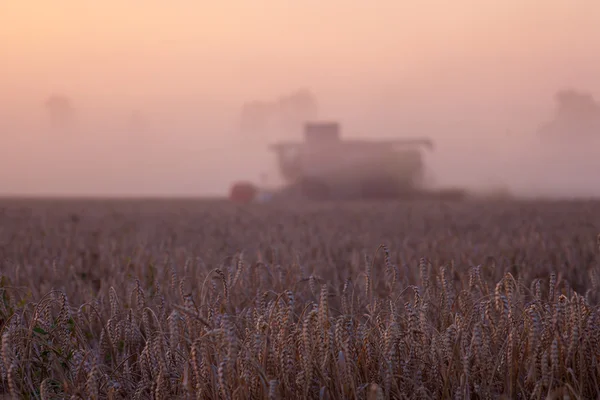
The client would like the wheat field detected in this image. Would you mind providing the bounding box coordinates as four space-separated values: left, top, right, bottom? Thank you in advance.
0 198 599 399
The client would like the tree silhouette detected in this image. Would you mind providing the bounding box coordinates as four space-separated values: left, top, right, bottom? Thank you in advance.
240 101 273 133
239 89 319 136
537 89 600 139
554 89 600 121
128 109 147 133
275 89 319 130
44 94 74 129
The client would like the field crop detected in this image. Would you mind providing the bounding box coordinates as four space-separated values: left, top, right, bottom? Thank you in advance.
0 198 599 399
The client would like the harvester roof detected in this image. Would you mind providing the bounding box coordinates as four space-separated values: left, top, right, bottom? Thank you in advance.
269 121 434 152
269 137 435 152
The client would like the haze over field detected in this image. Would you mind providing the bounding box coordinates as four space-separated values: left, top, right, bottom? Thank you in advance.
1 1 600 198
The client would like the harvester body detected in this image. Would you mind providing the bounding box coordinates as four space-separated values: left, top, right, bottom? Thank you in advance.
268 122 449 200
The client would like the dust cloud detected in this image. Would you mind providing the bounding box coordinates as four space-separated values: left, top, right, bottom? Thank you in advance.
1 1 600 199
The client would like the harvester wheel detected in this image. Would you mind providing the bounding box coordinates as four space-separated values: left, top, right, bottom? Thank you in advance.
299 178 331 201
360 178 404 199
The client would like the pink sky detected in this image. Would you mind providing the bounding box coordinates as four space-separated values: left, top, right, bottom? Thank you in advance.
1 1 599 197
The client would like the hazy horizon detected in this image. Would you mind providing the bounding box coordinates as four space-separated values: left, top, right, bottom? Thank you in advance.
2 1 600 198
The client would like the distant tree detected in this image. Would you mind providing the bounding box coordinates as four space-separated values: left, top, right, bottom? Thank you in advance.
239 89 319 137
537 88 600 139
239 100 274 133
128 109 147 133
275 89 319 129
44 94 74 128
554 89 600 121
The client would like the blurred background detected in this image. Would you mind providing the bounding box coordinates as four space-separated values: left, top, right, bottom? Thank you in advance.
1 0 599 198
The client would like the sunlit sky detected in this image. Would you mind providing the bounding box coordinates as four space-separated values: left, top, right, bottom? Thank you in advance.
1 1 599 196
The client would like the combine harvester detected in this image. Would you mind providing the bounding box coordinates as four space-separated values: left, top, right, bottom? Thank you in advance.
229 121 469 203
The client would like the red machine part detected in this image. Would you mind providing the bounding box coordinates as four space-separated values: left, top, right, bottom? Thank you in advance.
229 181 258 204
